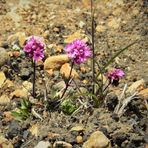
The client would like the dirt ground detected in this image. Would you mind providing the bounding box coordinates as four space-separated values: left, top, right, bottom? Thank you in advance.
0 0 148 148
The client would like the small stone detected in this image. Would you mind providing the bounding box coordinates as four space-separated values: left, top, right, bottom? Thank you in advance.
60 63 79 79
20 68 31 80
10 89 28 99
53 27 60 33
0 95 10 104
53 141 72 148
31 14 37 20
53 81 65 90
0 71 6 88
83 131 111 148
76 135 83 144
79 21 85 28
70 125 85 132
82 0 91 7
80 66 87 73
106 93 118 111
29 124 39 137
42 30 49 38
112 132 127 146
0 40 9 48
138 88 148 100
64 30 88 43
22 81 32 91
96 25 106 33
0 136 13 148
0 48 10 67
46 69 54 76
34 141 52 148
44 54 69 70
126 79 145 94
48 132 60 139
3 79 14 88
6 121 21 139
7 32 26 47
3 111 14 122
79 87 88 94
108 17 120 29
144 133 148 143
55 45 63 53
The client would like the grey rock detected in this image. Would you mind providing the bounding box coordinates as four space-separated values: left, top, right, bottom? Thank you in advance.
6 121 21 139
20 68 31 80
144 133 148 143
112 132 127 147
0 48 10 67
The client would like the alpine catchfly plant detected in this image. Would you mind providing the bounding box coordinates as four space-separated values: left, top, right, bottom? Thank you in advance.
107 68 125 86
24 36 44 62
64 39 92 64
23 36 45 97
60 39 92 99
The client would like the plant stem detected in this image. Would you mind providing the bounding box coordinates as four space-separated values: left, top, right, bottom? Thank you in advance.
103 82 111 93
91 0 95 95
96 40 138 78
60 61 74 99
33 60 36 98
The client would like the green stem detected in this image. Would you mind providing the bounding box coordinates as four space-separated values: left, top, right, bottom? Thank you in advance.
91 0 95 95
60 61 74 99
33 61 36 98
103 82 111 93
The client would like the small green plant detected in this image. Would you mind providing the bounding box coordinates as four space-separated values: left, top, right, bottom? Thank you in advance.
60 99 78 115
11 99 31 121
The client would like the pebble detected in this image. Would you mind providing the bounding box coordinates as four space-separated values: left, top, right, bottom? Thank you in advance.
0 136 13 148
0 71 6 88
53 141 72 148
34 141 52 148
83 131 111 148
20 68 31 80
126 79 145 94
76 135 83 144
44 54 69 70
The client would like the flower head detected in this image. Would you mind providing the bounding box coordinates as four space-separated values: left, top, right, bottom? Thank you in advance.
107 68 125 86
64 39 92 64
23 36 45 62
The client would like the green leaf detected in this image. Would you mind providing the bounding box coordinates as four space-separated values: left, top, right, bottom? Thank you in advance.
61 100 77 115
97 40 138 77
11 111 21 117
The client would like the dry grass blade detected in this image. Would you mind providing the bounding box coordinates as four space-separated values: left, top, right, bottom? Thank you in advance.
117 92 139 117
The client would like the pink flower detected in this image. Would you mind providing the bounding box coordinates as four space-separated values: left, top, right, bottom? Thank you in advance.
23 36 45 62
107 68 125 86
64 39 92 64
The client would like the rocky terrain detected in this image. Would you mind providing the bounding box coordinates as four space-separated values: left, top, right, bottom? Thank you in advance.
0 0 148 148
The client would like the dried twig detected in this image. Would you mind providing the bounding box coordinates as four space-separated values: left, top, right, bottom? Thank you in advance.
114 84 140 117
114 84 127 114
31 107 43 120
117 92 139 117
21 138 34 148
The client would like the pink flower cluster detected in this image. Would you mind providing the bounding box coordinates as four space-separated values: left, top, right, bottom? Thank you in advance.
107 68 125 85
23 36 45 62
64 40 92 64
